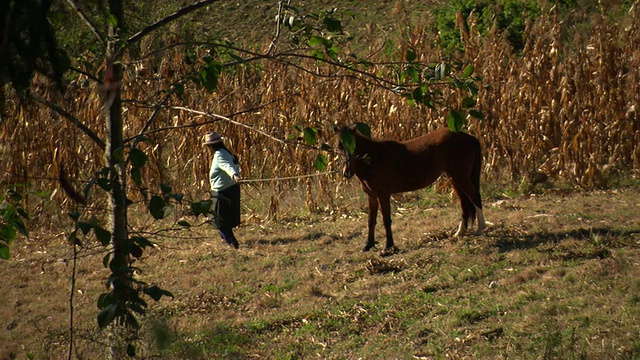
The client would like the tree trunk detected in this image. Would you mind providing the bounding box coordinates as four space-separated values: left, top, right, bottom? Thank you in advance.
105 0 131 357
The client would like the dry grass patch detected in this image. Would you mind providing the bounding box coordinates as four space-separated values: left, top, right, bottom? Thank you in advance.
2 188 640 359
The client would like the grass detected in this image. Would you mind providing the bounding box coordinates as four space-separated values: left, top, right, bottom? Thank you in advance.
2 185 640 359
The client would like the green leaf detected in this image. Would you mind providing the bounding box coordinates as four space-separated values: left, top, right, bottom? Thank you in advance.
405 64 419 82
107 14 118 27
128 302 146 315
470 110 485 120
172 83 184 99
97 304 118 329
323 17 342 33
88 215 100 227
339 129 356 155
411 86 424 103
354 123 371 138
128 148 147 169
191 200 212 217
314 154 328 171
178 220 191 227
132 236 154 249
149 196 167 220
462 64 475 78
126 344 136 357
446 110 466 132
126 310 140 330
0 244 10 259
405 48 417 62
327 47 339 61
172 191 184 201
310 49 325 60
144 285 174 301
98 292 115 308
5 189 22 202
113 147 125 163
130 244 143 258
131 167 142 187
96 177 112 191
200 62 222 93
461 97 476 108
68 230 82 246
16 207 29 221
308 36 331 48
1 224 16 244
94 226 112 246
160 184 173 195
83 179 94 200
7 216 27 237
68 211 81 222
303 127 318 146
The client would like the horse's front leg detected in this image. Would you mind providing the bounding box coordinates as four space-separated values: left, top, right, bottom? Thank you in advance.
379 194 397 254
364 195 378 251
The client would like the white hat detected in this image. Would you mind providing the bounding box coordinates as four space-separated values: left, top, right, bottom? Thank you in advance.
203 132 223 145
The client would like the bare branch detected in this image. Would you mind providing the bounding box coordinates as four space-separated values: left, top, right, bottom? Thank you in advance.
121 0 218 56
267 0 291 56
63 0 104 46
29 92 106 150
170 106 288 145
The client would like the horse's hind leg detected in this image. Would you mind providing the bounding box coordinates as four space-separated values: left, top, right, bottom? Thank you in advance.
451 179 488 236
449 180 476 237
475 205 489 234
364 195 378 251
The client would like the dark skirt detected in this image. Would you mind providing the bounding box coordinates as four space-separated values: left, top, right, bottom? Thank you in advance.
211 183 241 229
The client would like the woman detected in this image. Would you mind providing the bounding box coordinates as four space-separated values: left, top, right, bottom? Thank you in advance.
203 131 242 249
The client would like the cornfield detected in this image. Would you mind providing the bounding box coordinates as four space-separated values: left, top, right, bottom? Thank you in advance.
1 5 639 222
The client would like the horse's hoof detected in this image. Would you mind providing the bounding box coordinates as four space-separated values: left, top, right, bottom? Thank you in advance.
363 245 374 252
380 246 399 257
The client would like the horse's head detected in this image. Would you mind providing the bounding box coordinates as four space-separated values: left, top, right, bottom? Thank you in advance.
337 126 356 178
336 123 371 178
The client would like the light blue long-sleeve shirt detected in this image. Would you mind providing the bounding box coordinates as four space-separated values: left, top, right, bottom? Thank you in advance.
209 148 240 192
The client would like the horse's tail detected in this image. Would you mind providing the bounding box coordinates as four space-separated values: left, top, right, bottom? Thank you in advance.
471 137 483 209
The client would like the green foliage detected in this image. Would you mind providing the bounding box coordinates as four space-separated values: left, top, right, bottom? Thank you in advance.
397 60 484 131
185 42 254 94
0 189 29 260
280 6 353 48
287 125 330 171
68 204 173 332
1 0 70 98
446 109 467 132
432 0 541 54
313 154 328 171
71 152 181 333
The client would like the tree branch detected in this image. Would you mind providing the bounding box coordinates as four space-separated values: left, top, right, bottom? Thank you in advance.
63 0 105 46
29 92 106 150
121 0 218 56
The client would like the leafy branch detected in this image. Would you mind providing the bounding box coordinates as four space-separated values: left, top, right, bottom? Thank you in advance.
0 189 29 260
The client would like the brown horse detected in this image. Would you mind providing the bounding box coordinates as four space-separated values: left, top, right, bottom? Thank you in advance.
339 125 488 253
